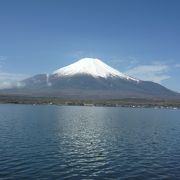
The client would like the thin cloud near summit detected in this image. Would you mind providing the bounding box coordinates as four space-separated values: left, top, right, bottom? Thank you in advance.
124 64 170 83
0 71 28 89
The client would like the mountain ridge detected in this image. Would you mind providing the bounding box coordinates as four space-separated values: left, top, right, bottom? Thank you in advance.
53 58 139 81
0 58 180 99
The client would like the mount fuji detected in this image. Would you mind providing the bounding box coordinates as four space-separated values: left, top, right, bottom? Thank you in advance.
2 58 180 99
53 58 138 81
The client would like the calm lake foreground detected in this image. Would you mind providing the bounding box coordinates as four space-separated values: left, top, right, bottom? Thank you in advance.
0 104 180 179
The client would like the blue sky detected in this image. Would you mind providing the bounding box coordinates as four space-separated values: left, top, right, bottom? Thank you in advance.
0 0 180 91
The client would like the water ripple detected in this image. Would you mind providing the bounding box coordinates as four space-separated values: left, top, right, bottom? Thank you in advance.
0 105 180 179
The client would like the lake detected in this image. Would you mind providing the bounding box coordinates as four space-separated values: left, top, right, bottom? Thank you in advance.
0 104 180 179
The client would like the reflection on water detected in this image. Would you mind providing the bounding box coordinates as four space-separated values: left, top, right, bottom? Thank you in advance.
0 104 180 179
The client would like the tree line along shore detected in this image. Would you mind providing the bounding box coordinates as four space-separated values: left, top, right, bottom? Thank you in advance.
0 95 180 109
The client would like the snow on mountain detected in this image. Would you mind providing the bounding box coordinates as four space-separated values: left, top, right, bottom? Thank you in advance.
53 58 139 82
5 57 179 99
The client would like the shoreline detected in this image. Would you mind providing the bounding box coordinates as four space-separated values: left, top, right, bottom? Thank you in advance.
0 102 179 110
0 95 180 109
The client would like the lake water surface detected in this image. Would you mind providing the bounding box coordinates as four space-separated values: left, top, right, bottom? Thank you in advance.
0 104 180 179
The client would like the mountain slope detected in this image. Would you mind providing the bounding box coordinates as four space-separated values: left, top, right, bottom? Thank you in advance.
1 58 179 99
53 58 138 81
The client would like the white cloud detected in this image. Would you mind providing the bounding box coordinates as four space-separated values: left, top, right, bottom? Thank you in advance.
0 56 29 89
125 64 170 83
109 56 139 65
175 64 180 68
0 71 28 89
108 59 125 63
67 50 98 60
128 56 139 65
0 56 7 61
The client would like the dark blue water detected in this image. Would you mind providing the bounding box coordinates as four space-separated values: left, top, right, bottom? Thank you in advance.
0 104 180 179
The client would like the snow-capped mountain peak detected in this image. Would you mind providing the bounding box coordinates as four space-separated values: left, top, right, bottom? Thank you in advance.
53 58 139 81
